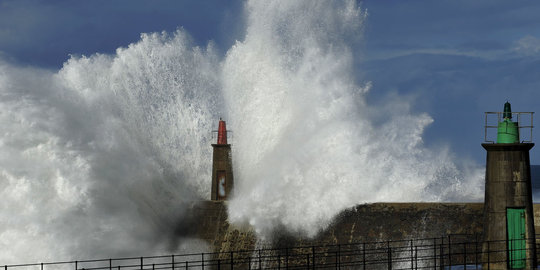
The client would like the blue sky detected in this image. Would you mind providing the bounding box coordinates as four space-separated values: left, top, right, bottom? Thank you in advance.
1 0 540 164
359 0 540 164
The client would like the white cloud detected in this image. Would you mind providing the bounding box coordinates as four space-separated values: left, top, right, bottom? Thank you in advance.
513 35 540 55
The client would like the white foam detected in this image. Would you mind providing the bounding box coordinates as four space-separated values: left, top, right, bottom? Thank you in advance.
223 0 483 238
0 31 218 263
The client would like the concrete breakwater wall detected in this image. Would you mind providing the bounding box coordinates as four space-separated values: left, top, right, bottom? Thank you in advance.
184 201 540 253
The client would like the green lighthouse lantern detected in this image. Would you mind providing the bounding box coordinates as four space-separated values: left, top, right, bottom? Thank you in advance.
497 101 520 143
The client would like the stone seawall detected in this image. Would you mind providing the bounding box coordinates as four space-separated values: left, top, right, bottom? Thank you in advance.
185 201 540 253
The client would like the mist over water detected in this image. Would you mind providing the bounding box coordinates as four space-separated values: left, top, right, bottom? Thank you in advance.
0 0 483 264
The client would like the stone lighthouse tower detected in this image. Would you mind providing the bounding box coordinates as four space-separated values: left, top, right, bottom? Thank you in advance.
482 102 535 269
211 119 234 201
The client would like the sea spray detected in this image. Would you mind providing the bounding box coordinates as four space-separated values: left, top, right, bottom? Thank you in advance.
224 0 483 238
0 31 217 263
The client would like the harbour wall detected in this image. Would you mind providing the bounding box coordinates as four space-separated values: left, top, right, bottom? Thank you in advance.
183 202 540 253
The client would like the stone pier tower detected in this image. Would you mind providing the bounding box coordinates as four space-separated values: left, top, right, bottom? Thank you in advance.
211 119 234 201
482 102 535 269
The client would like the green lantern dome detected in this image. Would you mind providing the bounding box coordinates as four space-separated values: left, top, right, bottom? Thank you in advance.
497 102 519 143
503 101 512 119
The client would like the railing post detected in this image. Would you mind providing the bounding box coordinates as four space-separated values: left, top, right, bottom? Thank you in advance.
185 261 188 270
410 240 414 270
363 243 366 270
335 251 338 270
277 253 280 270
285 248 289 269
75 261 78 270
258 249 262 269
388 242 392 270
439 243 443 270
41 263 43 270
414 246 418 270
201 253 204 270
312 246 315 270
448 236 451 268
508 239 511 268
337 245 341 269
463 242 467 268
109 259 112 270
218 259 220 270
475 237 478 269
415 246 418 270
433 238 436 269
230 251 233 270
152 264 154 270
487 241 490 270
172 255 175 270
140 257 143 270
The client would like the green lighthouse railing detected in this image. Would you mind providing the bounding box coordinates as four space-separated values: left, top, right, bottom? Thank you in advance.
484 111 534 143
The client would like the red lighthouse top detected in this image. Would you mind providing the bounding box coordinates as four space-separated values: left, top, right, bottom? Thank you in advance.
217 119 227 144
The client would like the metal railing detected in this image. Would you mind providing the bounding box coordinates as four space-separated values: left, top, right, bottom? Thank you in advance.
211 131 233 143
3 234 540 270
484 111 534 143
